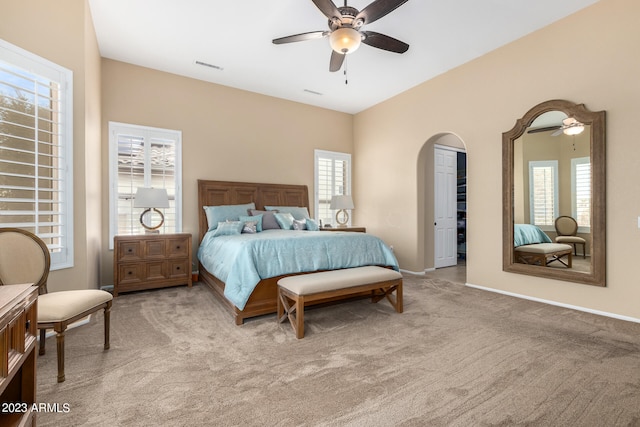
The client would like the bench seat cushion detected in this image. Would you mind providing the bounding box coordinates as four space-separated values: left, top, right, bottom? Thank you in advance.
278 266 401 296
555 236 586 244
38 289 113 323
514 243 572 254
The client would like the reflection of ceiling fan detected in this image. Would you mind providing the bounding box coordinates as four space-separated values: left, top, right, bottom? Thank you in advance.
272 0 410 72
527 117 585 136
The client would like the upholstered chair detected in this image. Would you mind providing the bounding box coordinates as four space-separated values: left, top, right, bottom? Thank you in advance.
0 228 113 382
554 216 587 258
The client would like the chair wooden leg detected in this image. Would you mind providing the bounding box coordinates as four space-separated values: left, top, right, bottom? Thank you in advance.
295 296 305 339
104 302 111 350
39 328 46 356
277 288 284 323
54 325 66 383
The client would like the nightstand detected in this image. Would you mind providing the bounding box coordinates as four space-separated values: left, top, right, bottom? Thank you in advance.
113 233 192 297
320 226 366 233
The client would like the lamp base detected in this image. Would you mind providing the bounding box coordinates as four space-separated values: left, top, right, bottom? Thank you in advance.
140 208 165 232
335 209 350 227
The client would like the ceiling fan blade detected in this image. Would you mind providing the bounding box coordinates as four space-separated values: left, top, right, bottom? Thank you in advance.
361 31 409 53
329 50 345 72
527 125 561 134
272 31 328 44
551 128 564 136
355 0 409 26
312 0 342 20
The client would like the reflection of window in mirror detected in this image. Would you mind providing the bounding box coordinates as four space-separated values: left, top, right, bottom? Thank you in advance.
529 160 558 231
571 156 590 232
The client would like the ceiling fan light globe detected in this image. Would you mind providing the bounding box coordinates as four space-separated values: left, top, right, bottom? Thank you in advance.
564 125 585 136
329 28 361 54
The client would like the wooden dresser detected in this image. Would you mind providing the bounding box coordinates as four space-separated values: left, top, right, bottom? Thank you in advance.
114 233 192 297
0 284 38 427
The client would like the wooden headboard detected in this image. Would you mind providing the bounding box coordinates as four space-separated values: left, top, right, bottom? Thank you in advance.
197 180 309 243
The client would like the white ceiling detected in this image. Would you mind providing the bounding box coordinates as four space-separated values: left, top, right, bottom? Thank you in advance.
88 0 599 114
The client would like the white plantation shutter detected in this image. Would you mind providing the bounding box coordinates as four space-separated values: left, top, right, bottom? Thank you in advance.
109 122 181 248
0 39 74 270
529 160 558 228
572 157 591 229
314 150 351 227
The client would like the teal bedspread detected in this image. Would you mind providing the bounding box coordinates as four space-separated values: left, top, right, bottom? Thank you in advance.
514 224 552 247
197 229 399 310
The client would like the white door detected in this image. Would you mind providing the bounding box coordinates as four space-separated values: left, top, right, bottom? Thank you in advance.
434 147 458 268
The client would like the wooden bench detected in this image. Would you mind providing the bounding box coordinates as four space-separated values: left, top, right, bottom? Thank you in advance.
514 243 573 268
277 266 403 339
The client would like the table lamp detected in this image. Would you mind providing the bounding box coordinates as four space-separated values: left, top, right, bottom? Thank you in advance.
330 195 354 228
134 187 169 233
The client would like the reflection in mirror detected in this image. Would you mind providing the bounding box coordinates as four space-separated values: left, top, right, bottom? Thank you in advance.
514 114 591 272
503 100 606 286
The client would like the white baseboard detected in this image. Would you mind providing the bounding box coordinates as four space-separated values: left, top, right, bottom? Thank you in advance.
400 268 435 276
465 282 640 324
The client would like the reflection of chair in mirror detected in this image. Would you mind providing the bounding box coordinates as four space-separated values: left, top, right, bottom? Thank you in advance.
0 228 113 383
554 216 586 258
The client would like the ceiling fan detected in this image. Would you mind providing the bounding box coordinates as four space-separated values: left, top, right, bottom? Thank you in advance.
527 117 585 136
272 0 410 72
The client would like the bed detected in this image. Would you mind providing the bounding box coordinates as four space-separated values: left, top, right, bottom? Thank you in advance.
197 179 399 325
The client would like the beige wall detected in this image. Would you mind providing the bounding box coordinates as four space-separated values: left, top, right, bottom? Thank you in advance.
100 60 353 284
0 0 102 291
353 0 640 319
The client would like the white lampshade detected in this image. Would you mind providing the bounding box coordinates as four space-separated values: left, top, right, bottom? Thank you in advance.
330 195 354 210
134 188 170 208
329 28 362 54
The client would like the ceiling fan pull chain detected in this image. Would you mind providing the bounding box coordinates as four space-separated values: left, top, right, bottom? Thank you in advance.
344 56 348 85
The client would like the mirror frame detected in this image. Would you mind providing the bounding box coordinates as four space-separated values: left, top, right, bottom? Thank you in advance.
502 99 606 286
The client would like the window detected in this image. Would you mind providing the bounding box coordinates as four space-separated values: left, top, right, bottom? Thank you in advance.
0 39 74 270
529 160 558 229
108 122 182 249
572 156 590 230
314 150 351 227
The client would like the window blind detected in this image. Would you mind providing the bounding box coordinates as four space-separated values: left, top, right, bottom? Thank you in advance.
572 157 591 228
109 122 181 248
0 40 73 270
314 150 351 227
529 161 558 227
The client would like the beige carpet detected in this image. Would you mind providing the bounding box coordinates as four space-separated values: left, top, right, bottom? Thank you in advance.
36 274 640 426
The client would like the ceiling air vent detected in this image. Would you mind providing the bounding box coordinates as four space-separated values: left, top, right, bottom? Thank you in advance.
194 60 223 71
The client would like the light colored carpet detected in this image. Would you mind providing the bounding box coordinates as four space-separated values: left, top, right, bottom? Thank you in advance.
36 274 640 426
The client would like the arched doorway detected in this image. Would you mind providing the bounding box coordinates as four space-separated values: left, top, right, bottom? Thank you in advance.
417 133 467 279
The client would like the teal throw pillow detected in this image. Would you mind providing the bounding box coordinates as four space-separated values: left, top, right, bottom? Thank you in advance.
264 206 310 220
213 221 243 237
274 212 295 230
239 214 263 232
305 218 320 231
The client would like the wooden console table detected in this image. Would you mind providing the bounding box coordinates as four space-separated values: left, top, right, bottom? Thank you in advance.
0 284 38 427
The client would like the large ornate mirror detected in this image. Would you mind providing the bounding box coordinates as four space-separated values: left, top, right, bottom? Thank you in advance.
503 100 606 286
